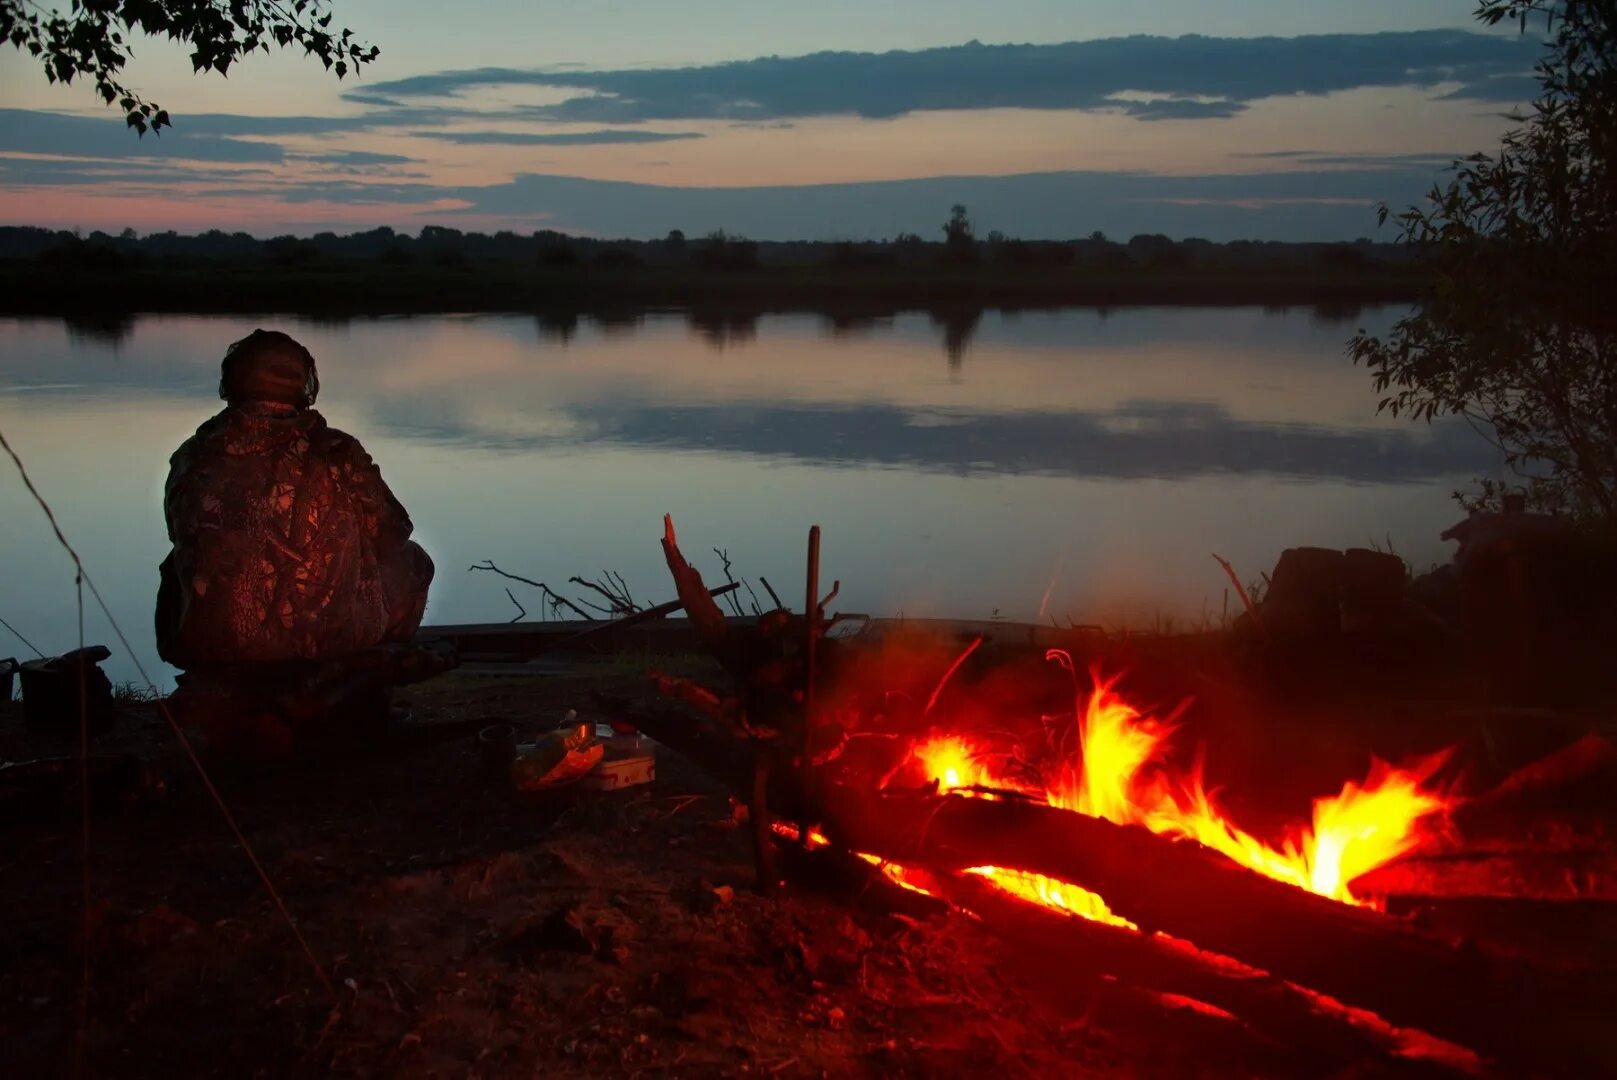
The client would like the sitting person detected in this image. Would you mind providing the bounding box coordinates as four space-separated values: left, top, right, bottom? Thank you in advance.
156 329 440 753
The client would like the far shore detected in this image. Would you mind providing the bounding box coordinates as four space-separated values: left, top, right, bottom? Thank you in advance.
0 259 1424 317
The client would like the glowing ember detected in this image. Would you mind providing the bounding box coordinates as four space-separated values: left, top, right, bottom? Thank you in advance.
915 734 993 792
910 651 1454 911
964 866 1134 927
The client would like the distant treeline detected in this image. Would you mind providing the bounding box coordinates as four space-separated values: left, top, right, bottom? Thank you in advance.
0 223 1425 313
0 223 1414 269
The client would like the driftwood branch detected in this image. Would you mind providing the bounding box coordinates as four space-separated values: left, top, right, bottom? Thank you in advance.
503 588 526 623
538 582 741 655
468 560 596 621
740 577 764 617
569 574 639 616
711 547 748 617
609 571 636 608
659 516 732 657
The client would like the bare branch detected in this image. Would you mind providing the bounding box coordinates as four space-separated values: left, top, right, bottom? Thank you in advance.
1211 554 1267 641
758 575 784 610
468 560 595 621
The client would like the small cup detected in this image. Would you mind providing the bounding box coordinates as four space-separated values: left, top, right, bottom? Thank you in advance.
477 723 518 778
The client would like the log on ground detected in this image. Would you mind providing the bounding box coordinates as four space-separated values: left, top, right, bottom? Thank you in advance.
929 870 1476 1075
811 786 1616 1075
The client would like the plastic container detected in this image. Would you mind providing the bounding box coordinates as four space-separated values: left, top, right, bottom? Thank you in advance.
510 713 602 790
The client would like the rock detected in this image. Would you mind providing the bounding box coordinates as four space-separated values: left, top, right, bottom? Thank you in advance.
1341 548 1405 612
1339 548 1408 633
1261 547 1345 639
1261 546 1411 640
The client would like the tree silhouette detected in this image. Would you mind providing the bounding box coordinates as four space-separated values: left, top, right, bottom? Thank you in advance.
1 1 378 133
1350 0 1617 519
942 204 975 249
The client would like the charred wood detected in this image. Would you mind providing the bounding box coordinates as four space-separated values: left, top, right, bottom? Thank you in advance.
809 786 1616 1075
929 870 1469 1075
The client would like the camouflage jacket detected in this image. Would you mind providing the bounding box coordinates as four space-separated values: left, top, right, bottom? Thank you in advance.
158 404 415 667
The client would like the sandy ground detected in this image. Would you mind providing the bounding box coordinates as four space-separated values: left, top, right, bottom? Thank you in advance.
1 656 1612 1078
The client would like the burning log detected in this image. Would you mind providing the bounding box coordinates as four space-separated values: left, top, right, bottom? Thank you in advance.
1352 849 1617 902
641 518 1614 1069
601 677 1610 1073
925 870 1475 1073
807 786 1615 1075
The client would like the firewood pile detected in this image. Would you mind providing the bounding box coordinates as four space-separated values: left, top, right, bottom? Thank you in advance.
624 517 1617 1077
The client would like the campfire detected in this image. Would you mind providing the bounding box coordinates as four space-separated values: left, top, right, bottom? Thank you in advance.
864 659 1453 925
619 516 1615 1076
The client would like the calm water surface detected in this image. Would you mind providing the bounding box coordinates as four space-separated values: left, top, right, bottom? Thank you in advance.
0 308 1496 687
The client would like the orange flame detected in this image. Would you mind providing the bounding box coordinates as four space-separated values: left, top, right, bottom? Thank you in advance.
911 653 1453 914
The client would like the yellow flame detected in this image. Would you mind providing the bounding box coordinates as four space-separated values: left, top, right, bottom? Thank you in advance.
915 734 993 792
964 866 1135 928
911 656 1452 915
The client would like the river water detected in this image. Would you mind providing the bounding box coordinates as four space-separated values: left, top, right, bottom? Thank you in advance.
0 307 1495 688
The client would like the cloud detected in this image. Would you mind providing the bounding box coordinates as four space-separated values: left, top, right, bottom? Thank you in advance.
362 31 1541 122
0 156 275 187
412 129 704 146
179 180 447 205
1 105 667 166
1436 73 1543 102
1110 98 1247 121
4 161 1449 239
339 93 408 108
1231 149 1469 170
0 108 284 162
170 108 469 135
426 165 1446 241
295 150 417 166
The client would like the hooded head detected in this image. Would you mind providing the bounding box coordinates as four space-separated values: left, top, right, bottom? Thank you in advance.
219 329 320 409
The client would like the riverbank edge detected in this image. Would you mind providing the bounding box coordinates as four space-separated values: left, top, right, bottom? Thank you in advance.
0 260 1424 316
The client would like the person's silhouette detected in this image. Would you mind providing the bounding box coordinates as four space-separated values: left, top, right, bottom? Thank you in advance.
156 330 436 751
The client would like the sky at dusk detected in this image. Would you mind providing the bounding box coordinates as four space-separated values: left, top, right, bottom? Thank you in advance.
0 1 1547 241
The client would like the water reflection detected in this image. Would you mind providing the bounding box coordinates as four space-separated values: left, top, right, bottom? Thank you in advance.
930 307 984 371
1 307 1494 687
63 311 137 350
1 307 1496 484
688 309 759 351
537 309 580 343
479 398 1487 483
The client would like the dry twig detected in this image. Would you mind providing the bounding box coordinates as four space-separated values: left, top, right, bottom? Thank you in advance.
468 560 595 621
1210 553 1266 641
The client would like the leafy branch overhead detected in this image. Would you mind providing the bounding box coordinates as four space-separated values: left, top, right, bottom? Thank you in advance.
1350 0 1617 520
0 1 379 134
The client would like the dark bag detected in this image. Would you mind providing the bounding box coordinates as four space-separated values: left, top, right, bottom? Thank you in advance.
19 646 118 737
